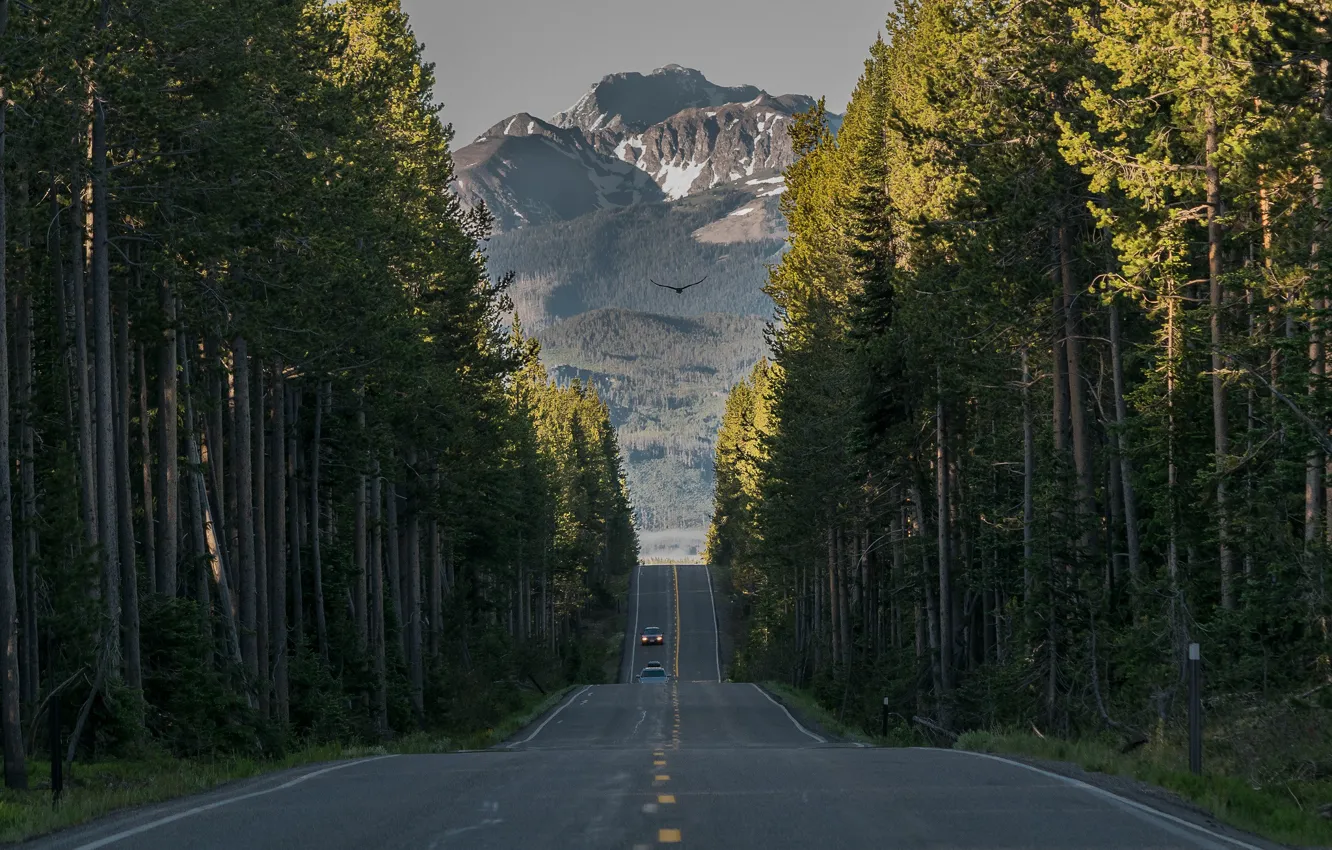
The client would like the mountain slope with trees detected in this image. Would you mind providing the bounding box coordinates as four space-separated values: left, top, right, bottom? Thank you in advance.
0 0 635 796
708 0 1332 833
537 309 768 551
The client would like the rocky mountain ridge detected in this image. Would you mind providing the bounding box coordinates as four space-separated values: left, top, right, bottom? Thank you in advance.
453 66 835 232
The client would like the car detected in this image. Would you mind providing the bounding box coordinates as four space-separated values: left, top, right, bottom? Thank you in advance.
640 626 664 646
637 667 669 683
645 661 663 669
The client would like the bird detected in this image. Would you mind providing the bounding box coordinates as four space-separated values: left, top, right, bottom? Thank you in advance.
650 275 708 294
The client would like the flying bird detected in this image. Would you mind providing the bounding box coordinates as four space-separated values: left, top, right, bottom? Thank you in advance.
650 275 709 294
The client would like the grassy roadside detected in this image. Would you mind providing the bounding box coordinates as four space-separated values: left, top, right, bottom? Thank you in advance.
956 730 1332 848
0 685 576 844
762 680 1332 847
760 681 882 746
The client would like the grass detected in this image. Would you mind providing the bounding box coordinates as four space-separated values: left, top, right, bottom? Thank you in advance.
0 685 576 843
955 730 1332 848
760 681 879 745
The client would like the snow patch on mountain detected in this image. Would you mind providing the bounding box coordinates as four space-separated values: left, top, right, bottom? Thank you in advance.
658 158 708 200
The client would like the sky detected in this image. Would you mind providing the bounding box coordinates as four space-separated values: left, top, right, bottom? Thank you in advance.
401 0 894 146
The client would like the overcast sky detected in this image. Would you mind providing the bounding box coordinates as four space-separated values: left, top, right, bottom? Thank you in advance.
401 0 893 145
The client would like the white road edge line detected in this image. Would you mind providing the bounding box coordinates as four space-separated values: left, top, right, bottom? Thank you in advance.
933 749 1269 850
628 565 642 681
71 756 397 850
704 565 722 683
508 685 593 748
751 683 825 743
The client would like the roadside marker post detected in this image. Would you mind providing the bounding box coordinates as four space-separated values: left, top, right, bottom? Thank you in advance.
1187 642 1201 776
882 696 889 738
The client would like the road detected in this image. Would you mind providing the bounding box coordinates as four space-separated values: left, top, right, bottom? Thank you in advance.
30 564 1280 849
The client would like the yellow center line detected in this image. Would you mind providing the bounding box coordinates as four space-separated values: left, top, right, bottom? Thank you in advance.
658 794 676 804
672 565 681 679
655 774 670 781
659 828 682 843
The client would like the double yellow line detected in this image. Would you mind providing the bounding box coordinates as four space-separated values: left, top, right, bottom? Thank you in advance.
672 565 681 679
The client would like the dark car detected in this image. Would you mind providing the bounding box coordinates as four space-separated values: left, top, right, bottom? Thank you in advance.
637 667 669 683
641 626 664 646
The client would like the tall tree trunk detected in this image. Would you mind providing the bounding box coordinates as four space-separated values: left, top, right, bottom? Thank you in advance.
386 480 404 657
1108 300 1142 586
1203 15 1234 609
370 466 387 734
16 236 37 706
310 382 328 661
405 462 424 724
428 514 442 657
233 337 258 682
936 387 953 711
137 345 156 600
1060 225 1097 560
253 361 269 716
839 528 852 666
909 479 943 708
827 525 840 667
354 396 368 652
269 363 288 724
156 289 178 597
92 69 122 674
181 341 211 650
0 70 27 789
70 159 96 551
288 389 303 648
197 390 243 672
1021 348 1035 601
51 174 73 436
115 281 141 689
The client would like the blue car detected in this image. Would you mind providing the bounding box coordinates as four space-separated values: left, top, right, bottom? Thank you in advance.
637 667 669 683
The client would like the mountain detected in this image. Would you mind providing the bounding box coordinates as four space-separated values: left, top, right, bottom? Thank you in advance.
456 67 836 558
452 113 665 232
489 181 788 330
551 65 763 133
453 65 837 232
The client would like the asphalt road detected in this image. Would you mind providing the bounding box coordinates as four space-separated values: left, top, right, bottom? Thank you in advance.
29 564 1282 850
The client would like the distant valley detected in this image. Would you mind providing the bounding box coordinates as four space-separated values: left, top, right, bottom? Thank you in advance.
453 65 839 559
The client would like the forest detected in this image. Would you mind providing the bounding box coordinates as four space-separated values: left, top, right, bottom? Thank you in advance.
708 0 1332 811
0 0 636 793
539 308 767 532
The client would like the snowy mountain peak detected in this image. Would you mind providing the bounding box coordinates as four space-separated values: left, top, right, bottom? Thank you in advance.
453 67 840 232
551 66 764 135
